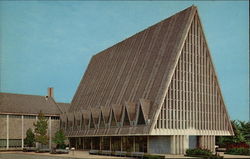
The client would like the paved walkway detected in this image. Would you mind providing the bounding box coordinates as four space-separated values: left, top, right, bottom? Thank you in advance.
217 152 250 158
0 151 249 159
0 151 131 159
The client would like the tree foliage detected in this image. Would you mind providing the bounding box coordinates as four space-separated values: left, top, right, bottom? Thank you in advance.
216 120 250 147
33 111 49 145
52 129 66 149
24 128 35 147
237 120 250 138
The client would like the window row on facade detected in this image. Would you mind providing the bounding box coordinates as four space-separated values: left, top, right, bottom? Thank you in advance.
69 136 147 152
0 139 22 149
0 114 59 120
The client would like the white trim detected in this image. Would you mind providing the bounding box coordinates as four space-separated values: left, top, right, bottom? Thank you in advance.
22 115 24 148
49 116 52 149
151 129 231 136
149 7 197 134
6 115 9 149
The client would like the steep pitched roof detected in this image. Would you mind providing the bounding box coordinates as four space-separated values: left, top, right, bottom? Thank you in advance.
66 111 75 121
74 111 82 121
82 110 90 125
100 106 111 123
0 92 62 116
111 104 123 122
57 102 70 113
124 101 137 121
70 6 196 111
67 6 197 135
139 99 151 121
90 108 101 124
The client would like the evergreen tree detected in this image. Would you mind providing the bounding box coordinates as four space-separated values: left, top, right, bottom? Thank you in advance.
33 111 49 145
53 129 66 149
24 128 35 147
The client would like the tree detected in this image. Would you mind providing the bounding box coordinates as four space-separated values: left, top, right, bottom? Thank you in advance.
33 111 49 146
231 120 245 143
53 129 66 149
216 120 250 147
24 128 35 147
238 120 250 138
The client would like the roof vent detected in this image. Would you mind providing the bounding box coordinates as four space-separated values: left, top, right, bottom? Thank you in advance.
45 95 49 100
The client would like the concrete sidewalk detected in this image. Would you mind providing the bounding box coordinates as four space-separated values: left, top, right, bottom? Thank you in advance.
218 152 250 158
0 151 249 159
0 151 131 159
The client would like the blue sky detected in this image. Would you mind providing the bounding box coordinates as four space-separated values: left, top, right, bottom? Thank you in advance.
0 1 249 121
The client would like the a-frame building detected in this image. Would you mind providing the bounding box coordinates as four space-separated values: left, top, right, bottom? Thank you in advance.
61 6 233 154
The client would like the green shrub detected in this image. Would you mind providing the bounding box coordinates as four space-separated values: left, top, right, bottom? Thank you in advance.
185 148 224 159
24 128 35 147
226 147 250 156
186 148 213 156
52 129 66 149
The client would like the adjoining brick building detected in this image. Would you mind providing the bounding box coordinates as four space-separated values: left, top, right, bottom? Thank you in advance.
61 6 233 154
0 88 69 150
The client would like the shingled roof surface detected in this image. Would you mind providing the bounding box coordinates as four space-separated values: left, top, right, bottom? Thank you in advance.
0 92 62 115
68 6 197 135
71 6 195 110
57 102 71 113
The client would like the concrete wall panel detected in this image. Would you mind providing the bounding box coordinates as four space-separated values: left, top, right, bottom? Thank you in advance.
9 117 22 139
0 117 7 139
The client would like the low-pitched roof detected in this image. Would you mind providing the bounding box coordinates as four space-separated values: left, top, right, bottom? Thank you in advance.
0 92 62 116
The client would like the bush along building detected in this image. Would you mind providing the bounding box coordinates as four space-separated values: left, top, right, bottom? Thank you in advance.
62 6 232 154
0 88 69 150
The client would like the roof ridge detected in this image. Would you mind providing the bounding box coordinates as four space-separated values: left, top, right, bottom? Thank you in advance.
0 92 62 115
0 92 46 97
